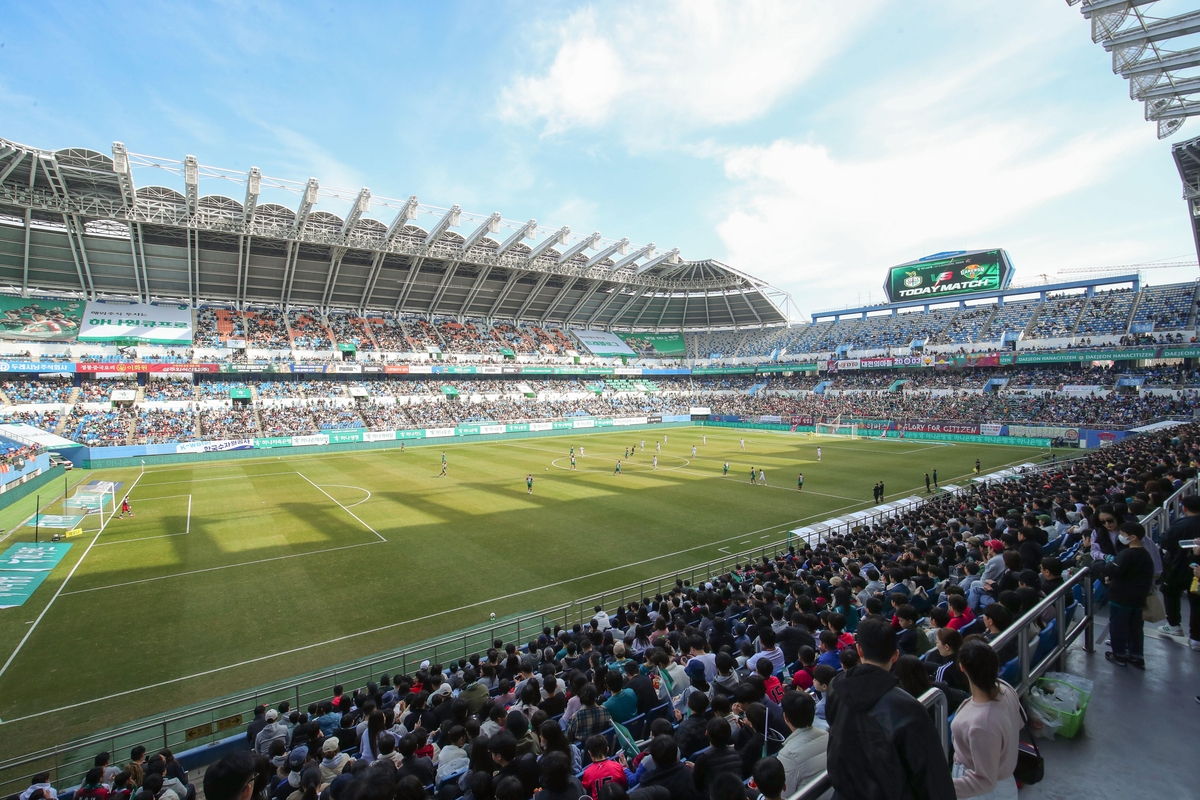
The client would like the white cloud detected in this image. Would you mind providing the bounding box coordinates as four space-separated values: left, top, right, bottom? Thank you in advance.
499 0 881 135
710 19 1160 313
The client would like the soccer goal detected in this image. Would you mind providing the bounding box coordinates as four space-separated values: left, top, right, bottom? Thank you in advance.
64 481 118 530
813 417 859 439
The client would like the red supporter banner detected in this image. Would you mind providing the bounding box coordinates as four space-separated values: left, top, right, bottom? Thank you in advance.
964 352 1000 368
384 365 410 374
899 421 981 434
76 362 220 373
789 415 815 425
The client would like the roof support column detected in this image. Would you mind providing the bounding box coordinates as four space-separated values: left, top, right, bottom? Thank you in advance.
21 153 36 294
137 222 151 300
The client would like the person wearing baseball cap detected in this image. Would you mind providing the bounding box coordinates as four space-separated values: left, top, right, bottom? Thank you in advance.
318 738 350 785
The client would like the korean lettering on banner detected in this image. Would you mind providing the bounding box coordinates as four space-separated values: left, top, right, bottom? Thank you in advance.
78 300 192 345
859 358 893 369
363 430 396 442
835 359 861 371
291 435 330 447
979 423 1006 437
424 427 455 438
0 361 76 373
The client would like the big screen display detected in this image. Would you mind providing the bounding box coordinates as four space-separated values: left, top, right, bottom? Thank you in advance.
884 250 1011 302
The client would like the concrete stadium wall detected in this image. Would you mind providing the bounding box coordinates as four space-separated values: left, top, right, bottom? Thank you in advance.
0 464 64 511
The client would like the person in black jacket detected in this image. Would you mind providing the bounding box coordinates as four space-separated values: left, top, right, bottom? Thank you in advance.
634 735 701 800
488 730 538 799
691 717 744 793
675 691 711 758
1158 495 1200 643
1016 527 1044 573
1093 521 1156 668
825 617 954 800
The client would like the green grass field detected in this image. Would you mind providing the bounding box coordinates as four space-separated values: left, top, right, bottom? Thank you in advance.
0 426 1047 754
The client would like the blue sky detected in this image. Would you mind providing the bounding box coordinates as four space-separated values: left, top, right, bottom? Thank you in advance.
2 0 1197 318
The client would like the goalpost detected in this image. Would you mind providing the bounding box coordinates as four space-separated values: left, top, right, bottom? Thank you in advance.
813 416 859 439
64 481 118 531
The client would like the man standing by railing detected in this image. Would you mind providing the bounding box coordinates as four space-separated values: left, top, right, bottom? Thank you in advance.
825 618 954 800
1158 494 1200 649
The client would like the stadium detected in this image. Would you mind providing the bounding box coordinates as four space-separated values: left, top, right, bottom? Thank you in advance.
1 3 1199 800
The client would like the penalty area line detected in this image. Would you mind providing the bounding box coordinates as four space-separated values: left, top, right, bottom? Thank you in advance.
297 473 384 541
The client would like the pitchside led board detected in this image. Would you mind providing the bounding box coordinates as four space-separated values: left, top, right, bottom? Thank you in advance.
884 249 1014 303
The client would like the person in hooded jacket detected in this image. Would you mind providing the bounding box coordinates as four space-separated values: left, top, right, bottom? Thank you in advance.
824 617 954 800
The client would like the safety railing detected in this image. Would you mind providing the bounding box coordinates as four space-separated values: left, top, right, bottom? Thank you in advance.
1143 476 1199 543
788 687 949 800
989 566 1095 694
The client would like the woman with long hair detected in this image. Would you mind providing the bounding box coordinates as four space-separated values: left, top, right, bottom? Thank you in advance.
950 639 1023 799
359 710 386 761
537 719 582 773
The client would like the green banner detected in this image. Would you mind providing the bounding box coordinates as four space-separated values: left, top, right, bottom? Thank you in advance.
338 343 356 352
552 420 574 430
617 332 687 357
521 366 553 375
692 366 756 375
0 296 84 342
253 436 293 448
220 364 282 373
1162 346 1200 358
229 387 252 399
455 425 480 436
1014 348 1158 364
499 347 516 357
506 423 529 432
397 429 425 439
441 385 459 397
328 430 364 444
757 363 818 373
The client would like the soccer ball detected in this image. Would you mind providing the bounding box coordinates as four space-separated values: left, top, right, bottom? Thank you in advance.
545 466 549 471
489 612 496 620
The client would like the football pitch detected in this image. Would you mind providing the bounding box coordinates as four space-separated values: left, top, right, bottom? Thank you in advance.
0 427 1047 753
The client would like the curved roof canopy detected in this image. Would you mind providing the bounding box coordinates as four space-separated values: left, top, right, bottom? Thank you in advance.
0 137 791 330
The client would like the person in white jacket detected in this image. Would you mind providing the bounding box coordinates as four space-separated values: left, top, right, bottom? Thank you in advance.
777 690 828 796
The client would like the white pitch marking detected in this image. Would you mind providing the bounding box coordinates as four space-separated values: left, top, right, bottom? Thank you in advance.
0 469 145 679
297 473 384 541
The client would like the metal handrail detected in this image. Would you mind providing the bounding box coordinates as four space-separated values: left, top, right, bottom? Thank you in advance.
787 687 949 800
989 566 1095 694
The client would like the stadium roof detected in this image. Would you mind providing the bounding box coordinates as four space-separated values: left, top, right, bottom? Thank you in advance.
1071 0 1200 139
0 137 792 330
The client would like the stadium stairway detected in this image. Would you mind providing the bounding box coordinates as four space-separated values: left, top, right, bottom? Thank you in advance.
1069 296 1089 338
250 385 265 434
747 381 768 396
0 386 10 406
53 388 80 436
1025 606 1199 799
1022 303 1046 339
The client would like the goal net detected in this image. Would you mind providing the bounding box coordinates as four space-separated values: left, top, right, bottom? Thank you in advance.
64 482 117 529
814 418 859 439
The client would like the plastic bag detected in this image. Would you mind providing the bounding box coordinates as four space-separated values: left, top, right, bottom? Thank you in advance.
1043 672 1093 704
1026 703 1063 739
1028 684 1079 715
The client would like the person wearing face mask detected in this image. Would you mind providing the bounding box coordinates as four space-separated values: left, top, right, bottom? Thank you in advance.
1092 521 1155 669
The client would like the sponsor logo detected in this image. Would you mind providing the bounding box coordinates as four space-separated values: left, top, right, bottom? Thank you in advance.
960 264 985 280
903 271 922 288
